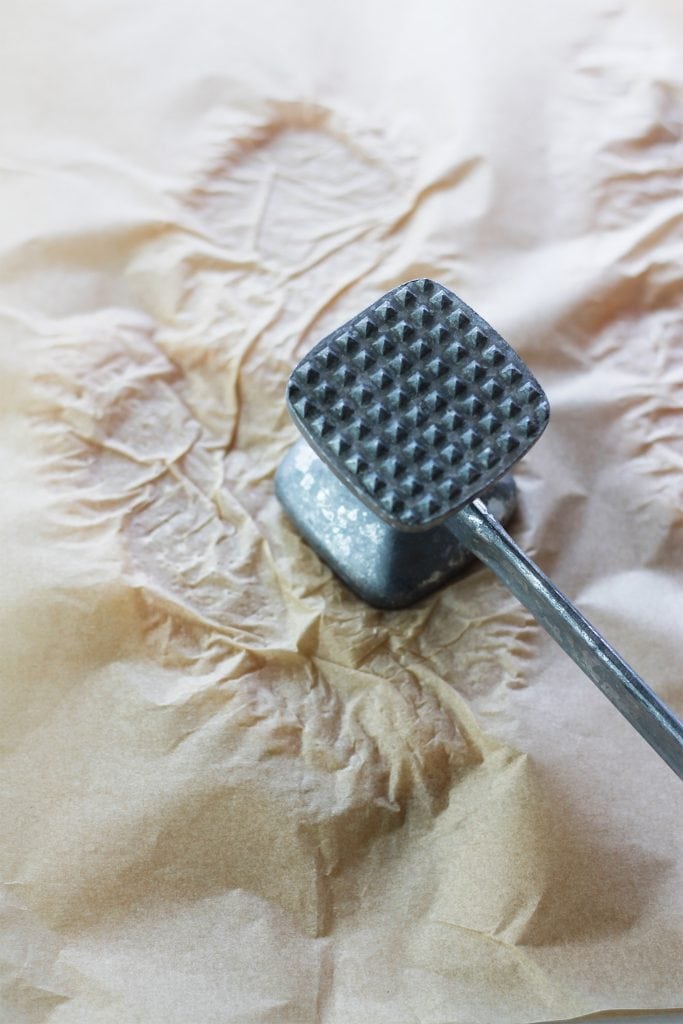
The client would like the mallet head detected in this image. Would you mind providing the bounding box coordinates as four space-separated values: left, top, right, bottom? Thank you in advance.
286 278 549 532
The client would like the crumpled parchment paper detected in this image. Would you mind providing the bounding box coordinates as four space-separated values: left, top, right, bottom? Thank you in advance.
1 1 682 1021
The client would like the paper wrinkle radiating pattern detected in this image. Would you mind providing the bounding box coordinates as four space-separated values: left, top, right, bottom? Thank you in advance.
0 1 682 1022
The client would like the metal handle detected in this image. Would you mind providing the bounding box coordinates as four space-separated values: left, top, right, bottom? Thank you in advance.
448 499 683 779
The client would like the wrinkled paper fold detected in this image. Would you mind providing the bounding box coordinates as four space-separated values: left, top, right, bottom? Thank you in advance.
1 1 682 1021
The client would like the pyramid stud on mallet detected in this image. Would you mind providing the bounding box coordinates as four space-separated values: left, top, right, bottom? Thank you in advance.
276 279 683 779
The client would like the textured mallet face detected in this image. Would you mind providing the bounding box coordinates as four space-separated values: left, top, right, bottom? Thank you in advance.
287 279 550 531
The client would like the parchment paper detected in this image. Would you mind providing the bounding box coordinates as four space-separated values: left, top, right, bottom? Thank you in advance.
1 1 682 1022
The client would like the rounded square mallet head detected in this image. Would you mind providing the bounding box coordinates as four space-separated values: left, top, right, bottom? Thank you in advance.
287 278 550 531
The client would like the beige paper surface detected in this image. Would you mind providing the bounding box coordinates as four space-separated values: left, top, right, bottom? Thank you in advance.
1 1 682 1021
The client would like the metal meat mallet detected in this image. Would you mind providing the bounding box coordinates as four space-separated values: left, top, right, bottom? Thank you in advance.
276 278 683 779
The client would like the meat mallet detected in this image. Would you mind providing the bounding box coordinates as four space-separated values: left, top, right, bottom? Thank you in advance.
276 278 683 779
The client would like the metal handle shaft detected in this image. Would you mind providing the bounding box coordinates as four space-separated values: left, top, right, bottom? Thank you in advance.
448 499 683 779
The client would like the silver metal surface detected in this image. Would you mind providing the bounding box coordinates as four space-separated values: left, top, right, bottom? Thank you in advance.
287 278 549 530
450 500 683 779
276 438 518 608
279 279 683 779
